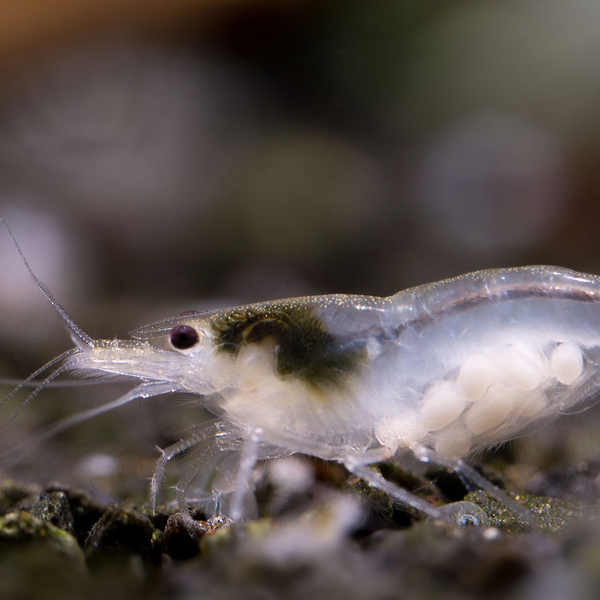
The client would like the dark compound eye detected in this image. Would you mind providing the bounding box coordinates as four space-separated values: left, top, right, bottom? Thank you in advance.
169 325 199 350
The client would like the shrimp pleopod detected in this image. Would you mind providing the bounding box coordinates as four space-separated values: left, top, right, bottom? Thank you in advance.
3 232 600 524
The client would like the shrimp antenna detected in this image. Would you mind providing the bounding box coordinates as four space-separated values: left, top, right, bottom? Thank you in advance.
0 376 108 388
0 217 93 347
0 381 180 468
0 348 78 413
0 359 73 434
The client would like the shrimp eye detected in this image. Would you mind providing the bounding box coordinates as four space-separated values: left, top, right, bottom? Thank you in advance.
169 325 199 350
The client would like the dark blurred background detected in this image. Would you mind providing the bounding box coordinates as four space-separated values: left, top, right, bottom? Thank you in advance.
2 0 600 492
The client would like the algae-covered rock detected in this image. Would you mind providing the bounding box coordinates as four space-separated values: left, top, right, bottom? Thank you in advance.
364 522 560 599
83 504 163 564
466 490 588 533
0 479 39 516
18 490 75 535
0 510 84 565
163 513 233 560
45 484 106 546
0 511 85 600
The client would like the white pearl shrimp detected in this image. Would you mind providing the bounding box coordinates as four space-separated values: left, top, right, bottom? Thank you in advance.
1 218 597 526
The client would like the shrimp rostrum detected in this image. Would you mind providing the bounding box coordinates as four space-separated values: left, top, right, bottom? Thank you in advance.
4 233 600 523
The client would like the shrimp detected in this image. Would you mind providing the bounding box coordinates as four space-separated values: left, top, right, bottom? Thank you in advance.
2 219 600 525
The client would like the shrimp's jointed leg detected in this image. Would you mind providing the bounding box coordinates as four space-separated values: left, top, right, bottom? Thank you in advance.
174 459 208 521
151 419 233 514
172 444 244 528
343 449 443 520
253 428 444 520
230 427 260 521
413 445 537 529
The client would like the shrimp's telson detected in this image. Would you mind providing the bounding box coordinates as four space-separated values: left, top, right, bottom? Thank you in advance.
6 261 600 524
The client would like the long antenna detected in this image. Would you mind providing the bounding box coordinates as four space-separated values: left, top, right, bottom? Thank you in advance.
0 217 94 347
0 348 77 412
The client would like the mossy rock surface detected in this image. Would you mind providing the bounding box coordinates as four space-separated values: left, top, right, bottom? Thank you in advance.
465 490 589 534
0 510 85 599
83 504 164 565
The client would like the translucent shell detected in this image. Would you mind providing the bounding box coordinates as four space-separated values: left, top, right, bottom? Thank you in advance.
4 247 600 525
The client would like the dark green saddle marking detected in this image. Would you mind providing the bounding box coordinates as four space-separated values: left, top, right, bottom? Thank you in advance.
211 303 364 386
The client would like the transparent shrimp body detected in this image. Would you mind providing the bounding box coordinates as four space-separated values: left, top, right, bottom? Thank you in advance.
7 261 600 523
372 266 600 459
119 266 600 460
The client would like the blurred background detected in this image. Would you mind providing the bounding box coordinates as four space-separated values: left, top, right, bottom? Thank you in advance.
1 0 600 494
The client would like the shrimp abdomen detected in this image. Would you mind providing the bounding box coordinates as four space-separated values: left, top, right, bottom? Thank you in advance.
372 267 600 458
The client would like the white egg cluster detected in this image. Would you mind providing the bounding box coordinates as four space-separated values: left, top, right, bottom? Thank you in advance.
415 342 585 458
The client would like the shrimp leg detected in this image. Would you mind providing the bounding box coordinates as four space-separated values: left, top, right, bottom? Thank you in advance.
230 427 261 521
343 450 443 519
173 446 246 529
258 428 443 519
413 445 537 529
150 419 234 514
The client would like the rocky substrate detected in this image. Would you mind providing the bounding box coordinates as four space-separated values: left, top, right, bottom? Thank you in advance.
1 458 600 600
